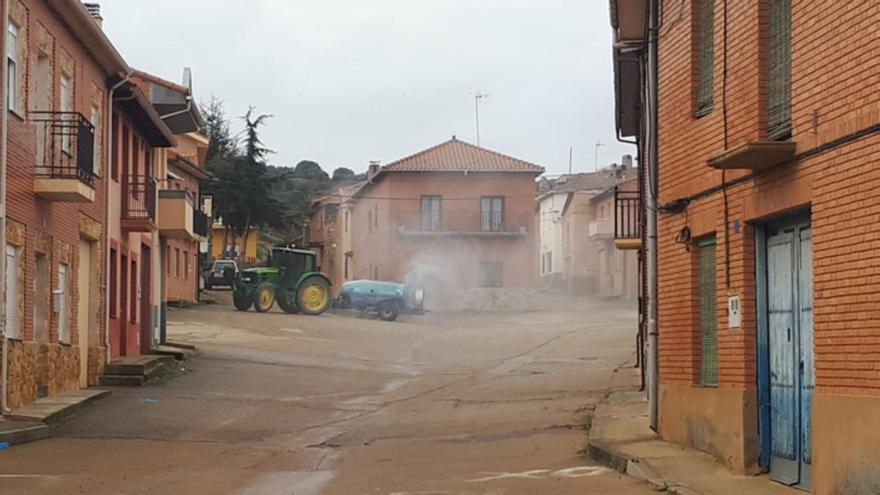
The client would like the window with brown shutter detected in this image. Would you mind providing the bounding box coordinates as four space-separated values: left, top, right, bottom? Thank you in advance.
694 0 715 117
766 0 792 140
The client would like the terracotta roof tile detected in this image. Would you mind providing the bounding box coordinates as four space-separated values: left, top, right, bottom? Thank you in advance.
381 138 544 174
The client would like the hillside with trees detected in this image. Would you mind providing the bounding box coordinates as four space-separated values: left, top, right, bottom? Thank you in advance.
201 98 365 255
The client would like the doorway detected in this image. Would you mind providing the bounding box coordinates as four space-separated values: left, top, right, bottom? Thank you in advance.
119 253 128 356
76 239 97 388
757 215 813 489
140 245 152 353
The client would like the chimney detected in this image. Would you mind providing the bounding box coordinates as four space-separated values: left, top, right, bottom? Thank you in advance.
83 3 103 28
367 161 381 182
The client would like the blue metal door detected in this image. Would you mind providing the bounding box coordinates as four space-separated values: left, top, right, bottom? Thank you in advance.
762 220 813 489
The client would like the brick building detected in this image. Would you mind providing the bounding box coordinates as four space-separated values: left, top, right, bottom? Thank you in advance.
108 81 175 358
130 70 209 325
308 180 366 290
1 0 126 409
311 138 542 306
611 0 880 492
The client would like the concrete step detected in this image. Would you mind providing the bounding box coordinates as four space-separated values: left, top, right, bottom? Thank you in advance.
103 355 174 376
164 341 197 351
6 389 111 426
151 346 194 361
0 420 50 445
98 374 145 387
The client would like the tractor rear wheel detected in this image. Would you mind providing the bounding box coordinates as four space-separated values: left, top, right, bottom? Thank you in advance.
254 283 276 313
297 277 331 315
277 290 301 314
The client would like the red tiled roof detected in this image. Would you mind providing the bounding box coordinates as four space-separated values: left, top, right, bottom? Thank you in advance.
381 138 544 174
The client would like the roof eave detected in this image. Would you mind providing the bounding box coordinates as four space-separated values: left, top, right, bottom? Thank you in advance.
115 84 177 147
47 0 129 78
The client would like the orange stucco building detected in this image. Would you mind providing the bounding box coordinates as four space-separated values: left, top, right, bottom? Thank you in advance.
310 138 542 306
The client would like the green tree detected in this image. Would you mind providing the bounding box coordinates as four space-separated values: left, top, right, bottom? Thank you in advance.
332 167 356 182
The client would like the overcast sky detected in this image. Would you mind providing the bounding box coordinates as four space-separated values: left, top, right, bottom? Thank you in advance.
101 0 635 177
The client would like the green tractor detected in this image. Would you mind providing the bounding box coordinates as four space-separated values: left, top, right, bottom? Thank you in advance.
232 247 332 315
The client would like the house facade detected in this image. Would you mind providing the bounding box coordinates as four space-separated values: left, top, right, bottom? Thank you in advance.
611 0 880 492
308 180 366 290
537 163 638 298
108 81 175 358
313 138 542 306
0 0 126 408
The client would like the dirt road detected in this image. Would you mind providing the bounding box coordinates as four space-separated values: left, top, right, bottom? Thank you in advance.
0 291 652 494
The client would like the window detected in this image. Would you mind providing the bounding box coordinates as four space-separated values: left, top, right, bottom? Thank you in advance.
6 22 20 113
479 262 503 288
110 248 118 318
175 248 181 278
421 196 442 231
166 245 171 276
344 210 350 233
694 0 715 116
480 197 504 232
374 204 378 227
60 74 74 154
698 236 718 386
5 244 21 339
344 254 351 280
543 252 553 273
91 104 102 176
766 0 792 140
373 266 379 280
368 210 373 233
111 113 120 180
58 263 71 344
184 250 190 278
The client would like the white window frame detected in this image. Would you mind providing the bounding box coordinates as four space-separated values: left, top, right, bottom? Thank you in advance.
5 244 21 340
90 103 102 176
6 22 20 114
60 74 74 155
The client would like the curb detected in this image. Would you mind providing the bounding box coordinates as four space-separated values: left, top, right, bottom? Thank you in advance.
587 440 700 495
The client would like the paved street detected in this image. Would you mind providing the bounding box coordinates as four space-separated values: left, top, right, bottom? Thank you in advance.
0 291 652 494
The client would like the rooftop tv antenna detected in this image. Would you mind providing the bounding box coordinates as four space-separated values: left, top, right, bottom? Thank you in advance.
474 92 489 146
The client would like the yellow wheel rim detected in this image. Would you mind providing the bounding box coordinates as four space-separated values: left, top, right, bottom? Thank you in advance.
259 287 274 308
302 283 328 312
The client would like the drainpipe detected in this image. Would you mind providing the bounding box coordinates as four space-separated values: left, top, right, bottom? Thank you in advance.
159 95 193 121
1 0 12 414
645 0 661 432
104 74 131 365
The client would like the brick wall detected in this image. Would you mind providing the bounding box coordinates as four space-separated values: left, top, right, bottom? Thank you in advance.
351 172 538 292
3 0 111 408
656 0 880 398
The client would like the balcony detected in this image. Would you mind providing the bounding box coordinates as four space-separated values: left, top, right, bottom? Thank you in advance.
121 177 157 232
614 186 642 250
193 209 210 239
158 190 199 240
589 218 614 239
707 140 796 173
32 111 96 202
398 211 530 239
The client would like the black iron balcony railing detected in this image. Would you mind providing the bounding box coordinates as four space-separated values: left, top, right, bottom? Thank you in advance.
614 186 642 241
193 209 209 238
122 176 157 222
31 111 95 186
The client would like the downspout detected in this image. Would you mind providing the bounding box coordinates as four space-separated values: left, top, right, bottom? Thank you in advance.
1 0 12 414
105 74 131 365
646 0 660 432
158 95 193 121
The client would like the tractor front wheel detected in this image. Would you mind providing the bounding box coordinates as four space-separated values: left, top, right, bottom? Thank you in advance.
254 283 276 313
297 277 331 315
233 288 254 311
